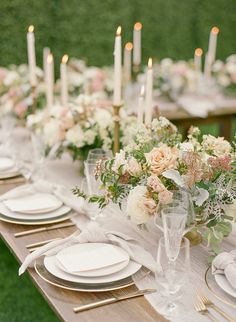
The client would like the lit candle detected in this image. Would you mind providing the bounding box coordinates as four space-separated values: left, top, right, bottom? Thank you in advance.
123 42 133 83
43 47 50 83
137 85 145 123
194 48 203 73
60 54 69 107
208 26 219 64
145 58 153 125
45 53 54 110
133 22 142 66
27 25 37 86
113 26 122 106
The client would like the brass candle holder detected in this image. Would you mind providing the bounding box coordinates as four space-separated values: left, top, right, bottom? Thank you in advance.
113 104 122 155
31 85 37 113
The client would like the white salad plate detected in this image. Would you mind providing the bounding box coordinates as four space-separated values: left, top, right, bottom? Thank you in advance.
215 274 236 298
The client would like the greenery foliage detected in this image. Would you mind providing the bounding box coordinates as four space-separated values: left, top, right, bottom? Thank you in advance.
0 0 235 74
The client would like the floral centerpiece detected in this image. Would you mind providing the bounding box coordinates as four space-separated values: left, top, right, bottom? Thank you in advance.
0 64 44 120
73 117 236 251
27 93 136 161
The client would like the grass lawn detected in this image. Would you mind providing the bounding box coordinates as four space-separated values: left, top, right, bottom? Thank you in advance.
0 121 235 322
0 239 60 322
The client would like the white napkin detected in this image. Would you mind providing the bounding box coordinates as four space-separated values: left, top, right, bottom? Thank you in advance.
212 249 236 290
19 221 156 275
177 94 215 118
0 179 82 213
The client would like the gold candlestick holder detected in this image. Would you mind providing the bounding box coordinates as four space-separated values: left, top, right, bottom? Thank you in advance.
31 85 37 113
113 104 122 155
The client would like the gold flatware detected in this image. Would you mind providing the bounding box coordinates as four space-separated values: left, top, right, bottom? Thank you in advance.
0 177 26 185
197 292 236 322
194 299 219 322
14 222 75 237
26 238 59 249
73 288 156 313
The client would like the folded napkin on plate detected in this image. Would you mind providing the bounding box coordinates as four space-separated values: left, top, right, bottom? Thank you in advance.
212 249 236 290
19 221 156 275
0 179 82 213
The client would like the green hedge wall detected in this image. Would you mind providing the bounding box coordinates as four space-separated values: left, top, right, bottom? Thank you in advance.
0 0 235 72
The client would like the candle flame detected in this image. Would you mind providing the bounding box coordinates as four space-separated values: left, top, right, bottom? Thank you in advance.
148 58 152 69
62 54 69 64
134 22 142 31
47 53 53 64
116 26 122 36
140 85 145 96
28 25 34 33
211 26 219 34
195 48 203 56
125 42 133 51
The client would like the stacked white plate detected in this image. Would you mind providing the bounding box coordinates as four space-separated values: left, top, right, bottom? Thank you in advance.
0 192 71 225
214 274 236 298
39 243 142 291
0 157 20 179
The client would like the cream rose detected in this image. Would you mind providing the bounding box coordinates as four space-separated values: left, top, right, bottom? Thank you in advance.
126 186 156 224
126 157 142 176
145 145 178 175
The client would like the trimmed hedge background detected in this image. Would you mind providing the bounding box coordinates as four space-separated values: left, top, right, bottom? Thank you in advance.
0 0 236 72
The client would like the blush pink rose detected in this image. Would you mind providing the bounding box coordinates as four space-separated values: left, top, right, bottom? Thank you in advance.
159 190 173 204
147 175 165 192
143 198 157 214
145 145 178 175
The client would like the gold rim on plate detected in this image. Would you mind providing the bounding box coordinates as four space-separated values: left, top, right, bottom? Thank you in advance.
0 212 71 225
205 266 236 308
34 256 150 292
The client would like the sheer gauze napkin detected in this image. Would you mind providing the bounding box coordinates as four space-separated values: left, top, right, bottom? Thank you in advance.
0 179 83 213
19 221 156 275
212 249 236 290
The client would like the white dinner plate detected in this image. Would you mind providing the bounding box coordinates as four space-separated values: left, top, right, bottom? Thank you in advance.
215 274 236 298
0 157 15 171
0 202 71 220
0 167 21 179
56 243 130 277
44 254 141 284
3 193 63 214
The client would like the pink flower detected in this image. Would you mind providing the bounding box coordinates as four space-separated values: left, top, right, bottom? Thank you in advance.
91 70 106 92
0 68 7 80
159 190 173 204
14 101 28 118
147 175 165 192
145 145 178 175
143 198 157 214
208 155 232 172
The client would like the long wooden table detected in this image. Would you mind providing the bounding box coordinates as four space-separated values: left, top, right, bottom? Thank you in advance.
159 101 236 140
0 182 168 322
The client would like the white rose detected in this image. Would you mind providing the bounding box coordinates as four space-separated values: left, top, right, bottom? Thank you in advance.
3 71 19 86
126 186 151 224
65 124 84 147
94 109 112 128
43 119 63 147
84 129 96 145
217 74 231 87
112 150 127 173
126 157 142 176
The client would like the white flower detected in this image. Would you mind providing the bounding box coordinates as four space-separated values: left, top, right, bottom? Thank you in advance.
3 71 19 86
112 150 127 173
202 135 232 156
65 124 84 147
94 109 112 128
84 129 96 145
212 60 224 73
126 186 150 224
179 142 194 152
43 119 64 147
126 157 142 176
217 74 231 87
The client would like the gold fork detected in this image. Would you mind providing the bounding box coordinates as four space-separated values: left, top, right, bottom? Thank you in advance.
197 292 236 322
194 299 219 322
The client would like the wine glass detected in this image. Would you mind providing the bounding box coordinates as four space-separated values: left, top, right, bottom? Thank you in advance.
87 148 112 162
155 236 190 318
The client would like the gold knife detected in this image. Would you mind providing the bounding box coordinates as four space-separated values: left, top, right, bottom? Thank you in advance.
73 288 157 313
14 222 75 237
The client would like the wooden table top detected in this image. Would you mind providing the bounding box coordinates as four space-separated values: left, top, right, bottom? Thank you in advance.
0 183 168 322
